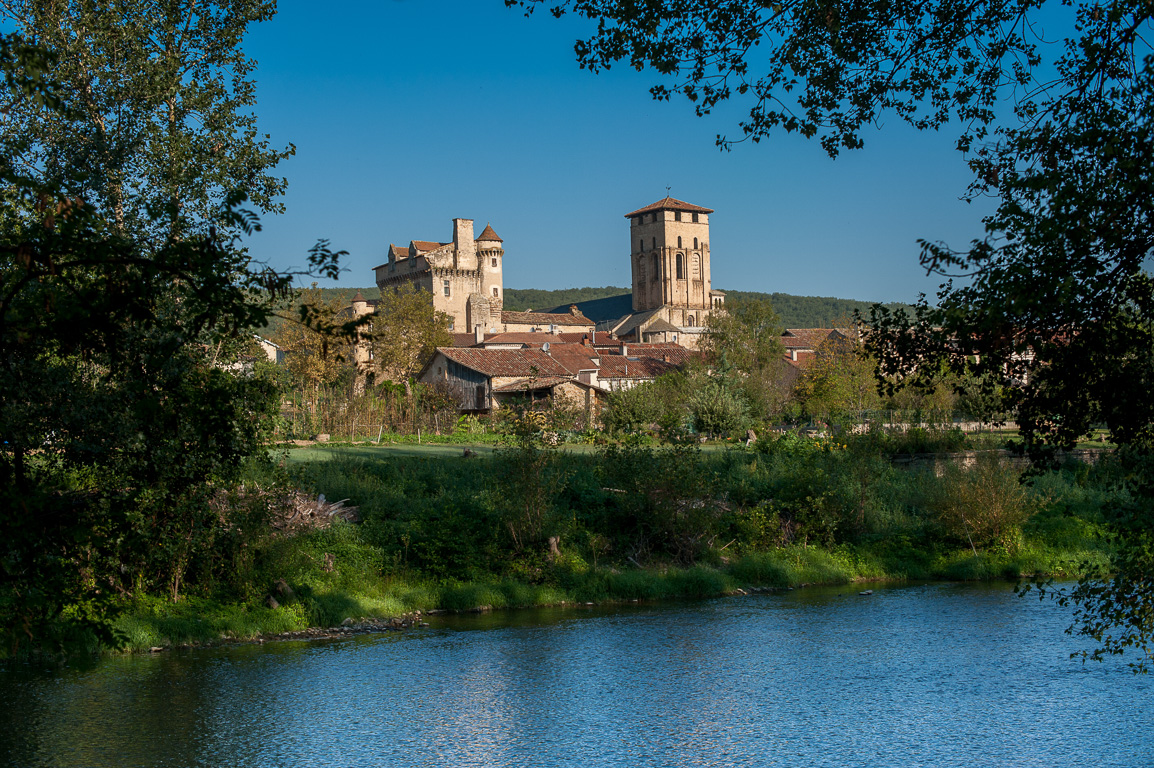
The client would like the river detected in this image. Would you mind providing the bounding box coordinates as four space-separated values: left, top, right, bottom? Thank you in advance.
2 582 1150 767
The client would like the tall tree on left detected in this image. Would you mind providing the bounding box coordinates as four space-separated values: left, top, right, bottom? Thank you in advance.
0 9 335 658
0 0 292 242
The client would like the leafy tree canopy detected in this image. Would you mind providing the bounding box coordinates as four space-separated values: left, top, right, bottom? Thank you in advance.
0 11 345 655
370 285 454 383
510 0 1154 667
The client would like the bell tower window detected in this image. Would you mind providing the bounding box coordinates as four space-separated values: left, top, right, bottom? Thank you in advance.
676 253 684 280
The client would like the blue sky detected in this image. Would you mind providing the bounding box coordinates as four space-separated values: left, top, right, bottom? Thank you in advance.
241 0 998 304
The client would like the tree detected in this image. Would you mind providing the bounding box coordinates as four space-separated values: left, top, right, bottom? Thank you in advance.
511 0 1154 669
268 284 350 395
370 285 454 383
0 0 291 241
794 331 880 426
701 297 790 418
0 26 342 655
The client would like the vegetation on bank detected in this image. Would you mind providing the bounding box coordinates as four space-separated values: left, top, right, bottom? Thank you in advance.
106 434 1119 653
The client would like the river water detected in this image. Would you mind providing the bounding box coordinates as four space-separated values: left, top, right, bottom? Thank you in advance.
2 582 1151 768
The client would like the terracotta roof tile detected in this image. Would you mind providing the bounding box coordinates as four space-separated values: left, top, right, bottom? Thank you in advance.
451 333 481 347
411 240 448 252
625 196 714 218
480 332 566 346
501 310 594 327
475 223 502 242
437 347 572 378
493 376 572 392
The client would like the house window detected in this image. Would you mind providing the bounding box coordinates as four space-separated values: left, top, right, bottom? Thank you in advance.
491 257 498 267
675 211 682 222
676 253 684 279
492 287 499 297
693 237 698 249
687 315 695 326
677 236 682 248
443 280 450 297
448 318 455 330
692 212 699 223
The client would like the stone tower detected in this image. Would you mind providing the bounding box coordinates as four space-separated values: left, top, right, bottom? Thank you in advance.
625 196 719 328
373 218 505 333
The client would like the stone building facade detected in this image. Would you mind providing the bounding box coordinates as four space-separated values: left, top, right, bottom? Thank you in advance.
373 218 505 334
626 196 721 327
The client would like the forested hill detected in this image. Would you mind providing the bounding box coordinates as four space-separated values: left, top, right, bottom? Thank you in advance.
288 286 912 330
509 287 914 327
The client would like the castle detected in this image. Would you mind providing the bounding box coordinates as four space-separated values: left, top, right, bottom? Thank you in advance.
373 218 506 334
368 196 724 348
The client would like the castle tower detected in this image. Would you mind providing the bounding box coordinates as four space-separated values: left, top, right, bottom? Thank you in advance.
624 196 716 327
476 223 504 317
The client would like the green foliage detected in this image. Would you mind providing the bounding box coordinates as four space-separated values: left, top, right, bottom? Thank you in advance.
688 373 751 437
0 20 342 656
0 0 292 240
369 284 454 382
928 456 1036 553
702 297 790 418
603 382 664 433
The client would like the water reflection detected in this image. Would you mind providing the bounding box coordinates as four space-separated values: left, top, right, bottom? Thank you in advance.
2 583 1151 767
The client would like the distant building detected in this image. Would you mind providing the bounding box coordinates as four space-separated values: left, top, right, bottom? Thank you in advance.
551 196 726 348
374 218 506 335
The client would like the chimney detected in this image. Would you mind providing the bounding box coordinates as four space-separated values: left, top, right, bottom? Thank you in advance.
475 325 484 345
621 344 629 356
452 218 476 267
570 304 579 316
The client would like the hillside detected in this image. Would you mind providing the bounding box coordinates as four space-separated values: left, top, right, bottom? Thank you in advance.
257 286 912 338
515 286 912 328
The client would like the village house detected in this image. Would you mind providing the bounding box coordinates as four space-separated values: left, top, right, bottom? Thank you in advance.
417 337 697 414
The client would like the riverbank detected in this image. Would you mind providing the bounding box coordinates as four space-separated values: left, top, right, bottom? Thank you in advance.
41 439 1120 658
111 540 1106 654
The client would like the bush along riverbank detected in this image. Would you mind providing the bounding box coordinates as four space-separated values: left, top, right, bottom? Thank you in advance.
101 434 1122 654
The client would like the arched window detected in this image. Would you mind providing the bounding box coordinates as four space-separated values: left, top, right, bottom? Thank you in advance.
693 237 698 249
687 315 695 326
677 236 682 248
692 254 700 278
676 253 685 280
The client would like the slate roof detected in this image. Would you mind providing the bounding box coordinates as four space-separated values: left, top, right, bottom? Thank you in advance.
642 318 681 334
475 223 502 242
625 196 714 217
546 294 634 324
